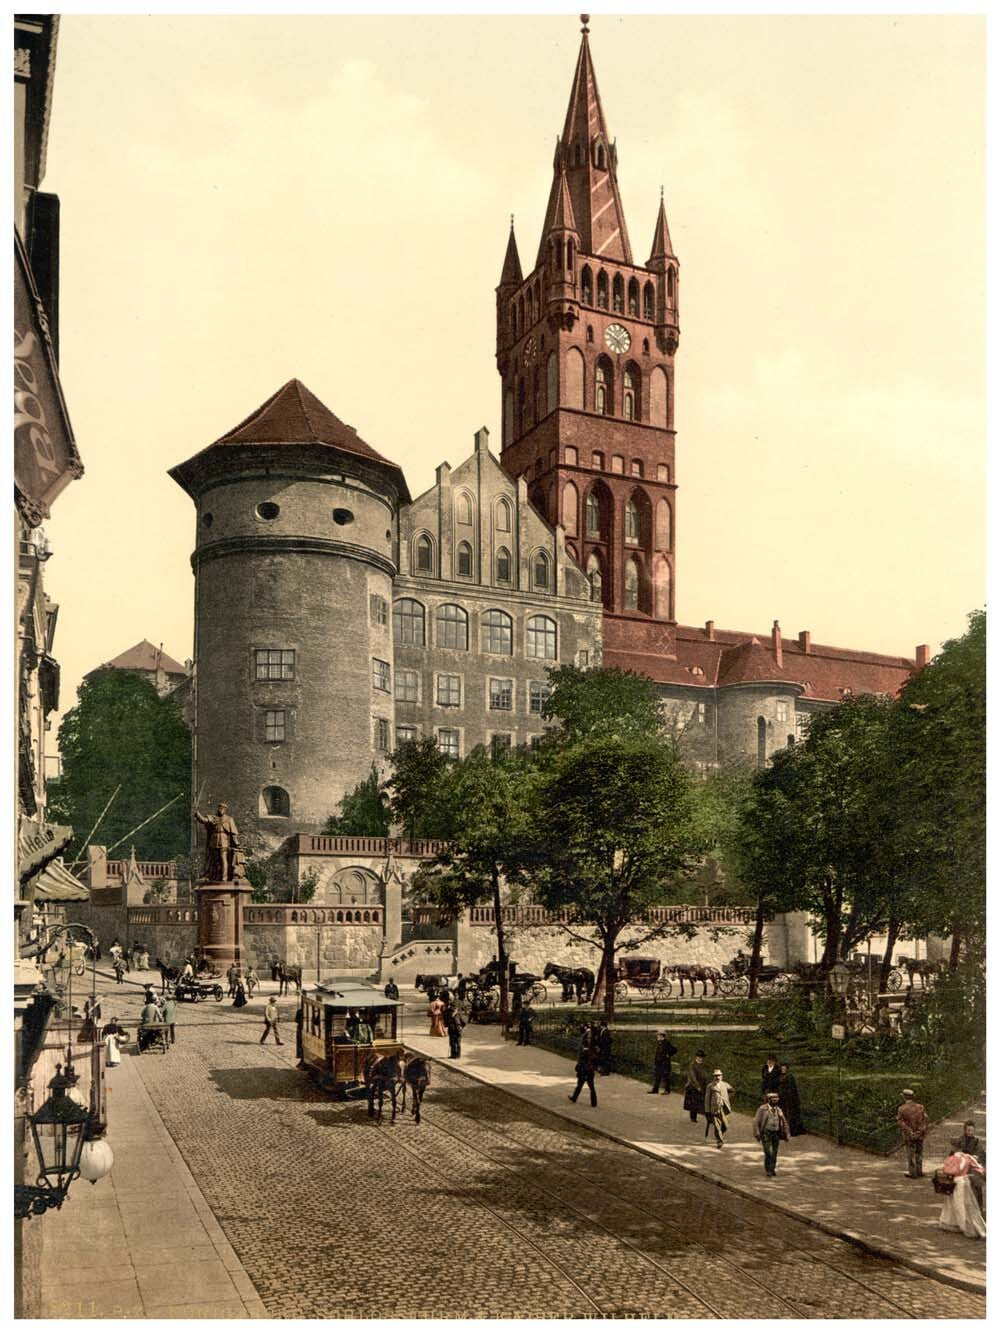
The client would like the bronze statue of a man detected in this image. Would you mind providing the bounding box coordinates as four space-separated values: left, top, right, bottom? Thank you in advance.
193 803 245 883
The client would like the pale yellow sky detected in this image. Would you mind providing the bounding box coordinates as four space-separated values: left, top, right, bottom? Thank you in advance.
40 12 984 734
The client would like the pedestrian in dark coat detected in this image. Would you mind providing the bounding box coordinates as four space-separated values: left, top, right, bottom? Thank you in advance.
232 979 248 1008
595 1022 613 1075
445 1002 465 1058
649 1032 678 1094
683 1051 708 1123
761 1055 781 1097
569 1028 598 1107
778 1063 805 1135
517 1002 534 1046
383 978 400 1001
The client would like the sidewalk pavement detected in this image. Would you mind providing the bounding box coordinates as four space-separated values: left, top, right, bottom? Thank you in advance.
403 1017 986 1294
37 1015 266 1319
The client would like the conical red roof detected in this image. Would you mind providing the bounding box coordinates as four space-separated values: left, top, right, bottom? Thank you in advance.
210 378 395 467
535 167 579 267
498 222 523 288
648 192 675 263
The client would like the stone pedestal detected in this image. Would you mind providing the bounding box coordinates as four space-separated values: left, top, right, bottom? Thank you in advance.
195 881 252 969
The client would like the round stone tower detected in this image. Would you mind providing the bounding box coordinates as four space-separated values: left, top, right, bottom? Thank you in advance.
169 379 409 853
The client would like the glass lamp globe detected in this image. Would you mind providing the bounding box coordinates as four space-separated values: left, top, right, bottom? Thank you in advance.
79 1137 114 1184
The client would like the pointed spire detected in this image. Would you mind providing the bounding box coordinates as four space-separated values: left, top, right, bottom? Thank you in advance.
499 219 523 288
556 15 632 262
535 165 579 266
648 189 675 264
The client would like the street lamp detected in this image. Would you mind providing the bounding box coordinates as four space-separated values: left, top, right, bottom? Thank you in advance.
16 1062 91 1218
828 960 851 999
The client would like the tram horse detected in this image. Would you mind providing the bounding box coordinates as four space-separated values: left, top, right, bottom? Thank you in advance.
542 963 595 1004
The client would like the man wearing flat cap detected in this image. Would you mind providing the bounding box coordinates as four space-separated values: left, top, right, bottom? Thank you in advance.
896 1088 929 1178
754 1091 791 1176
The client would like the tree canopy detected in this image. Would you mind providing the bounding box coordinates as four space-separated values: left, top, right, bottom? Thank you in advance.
541 665 664 743
323 766 390 837
48 670 191 861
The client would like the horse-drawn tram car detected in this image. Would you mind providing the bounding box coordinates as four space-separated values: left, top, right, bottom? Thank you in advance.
300 979 404 1098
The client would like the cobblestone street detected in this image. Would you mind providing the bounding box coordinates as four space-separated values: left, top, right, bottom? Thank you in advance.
106 984 985 1320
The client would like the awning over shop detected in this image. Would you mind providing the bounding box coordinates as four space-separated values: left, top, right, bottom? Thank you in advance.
18 819 72 882
29 857 89 902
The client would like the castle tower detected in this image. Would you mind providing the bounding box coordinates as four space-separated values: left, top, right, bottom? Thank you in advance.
169 379 409 852
497 16 680 670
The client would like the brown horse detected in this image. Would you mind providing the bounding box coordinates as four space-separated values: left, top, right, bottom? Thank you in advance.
401 1056 431 1125
364 1052 404 1125
670 963 720 998
277 962 302 996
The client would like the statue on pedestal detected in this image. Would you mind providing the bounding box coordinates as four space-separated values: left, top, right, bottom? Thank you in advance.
193 803 246 883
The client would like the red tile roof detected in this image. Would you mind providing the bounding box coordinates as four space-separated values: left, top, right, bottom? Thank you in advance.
209 379 397 468
96 640 187 676
605 623 915 703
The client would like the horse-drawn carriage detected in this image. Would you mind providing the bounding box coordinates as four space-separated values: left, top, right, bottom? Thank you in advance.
612 957 674 1002
717 952 793 998
174 975 224 1003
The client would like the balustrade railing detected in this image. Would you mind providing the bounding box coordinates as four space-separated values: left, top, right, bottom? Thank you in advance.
293 835 447 858
244 904 384 927
465 904 760 927
107 860 176 881
127 905 197 926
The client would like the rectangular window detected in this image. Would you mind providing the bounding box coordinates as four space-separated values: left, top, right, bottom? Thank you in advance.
529 682 551 714
374 717 390 752
395 668 418 703
490 733 512 759
437 728 460 758
796 712 810 739
577 649 590 668
254 648 295 681
373 658 391 693
437 674 461 708
489 678 513 711
369 594 388 626
264 708 286 742
395 724 417 746
775 700 789 723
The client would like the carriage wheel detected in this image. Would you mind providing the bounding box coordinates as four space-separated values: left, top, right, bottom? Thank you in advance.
529 982 547 1004
717 977 735 998
886 969 904 992
613 980 628 1002
212 985 224 1002
772 974 791 993
654 978 673 1000
733 976 750 998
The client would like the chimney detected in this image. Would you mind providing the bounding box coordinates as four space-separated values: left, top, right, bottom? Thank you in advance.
915 644 931 668
704 620 715 641
474 426 490 454
772 620 783 669
798 630 811 655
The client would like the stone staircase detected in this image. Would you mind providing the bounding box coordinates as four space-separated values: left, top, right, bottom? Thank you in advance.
377 938 455 984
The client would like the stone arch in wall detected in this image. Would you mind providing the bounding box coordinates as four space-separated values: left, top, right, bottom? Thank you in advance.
322 865 383 907
565 347 585 410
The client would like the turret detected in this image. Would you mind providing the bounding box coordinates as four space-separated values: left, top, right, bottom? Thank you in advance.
646 189 680 355
495 219 523 358
536 163 580 330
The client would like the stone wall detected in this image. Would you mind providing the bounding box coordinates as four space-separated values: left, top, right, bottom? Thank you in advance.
242 921 383 978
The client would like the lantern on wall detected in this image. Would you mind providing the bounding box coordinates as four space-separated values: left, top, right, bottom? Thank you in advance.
16 1063 90 1218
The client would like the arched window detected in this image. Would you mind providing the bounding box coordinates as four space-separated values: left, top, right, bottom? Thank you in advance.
534 365 543 422
586 552 605 605
482 609 513 655
574 141 583 166
455 492 473 526
653 555 670 619
517 377 526 435
562 481 578 536
612 273 624 313
546 351 558 413
628 277 640 316
585 491 601 538
586 325 594 343
596 141 606 170
503 387 514 446
534 280 541 314
642 338 650 356
565 347 584 409
757 717 767 769
526 287 533 325
526 614 557 659
611 454 625 474
623 558 639 610
436 603 468 649
655 499 671 550
415 534 434 573
495 546 512 584
591 451 604 470
631 459 643 477
456 541 473 578
393 598 425 646
555 238 564 270
565 446 578 466
597 270 609 309
667 268 676 301
495 497 512 533
261 786 290 817
625 499 640 544
595 356 613 415
623 363 638 421
649 366 668 427
657 463 670 483
533 550 551 590
643 281 655 321
581 266 593 304
518 295 525 331
510 304 518 340
567 239 574 269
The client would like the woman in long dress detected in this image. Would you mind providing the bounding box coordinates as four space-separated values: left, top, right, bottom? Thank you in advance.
232 978 248 1008
938 1152 986 1239
778 1063 806 1136
427 992 446 1038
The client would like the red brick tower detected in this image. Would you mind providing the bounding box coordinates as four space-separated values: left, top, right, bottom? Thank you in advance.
497 16 680 669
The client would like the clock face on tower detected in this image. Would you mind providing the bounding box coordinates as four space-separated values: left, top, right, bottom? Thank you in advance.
522 336 537 367
604 323 631 354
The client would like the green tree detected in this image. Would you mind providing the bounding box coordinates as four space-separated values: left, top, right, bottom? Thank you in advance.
245 855 319 904
409 746 538 1023
48 670 191 861
532 733 706 1017
890 609 985 967
323 766 390 837
541 665 664 743
386 737 456 840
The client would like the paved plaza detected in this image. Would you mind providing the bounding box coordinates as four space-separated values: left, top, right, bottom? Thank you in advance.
38 973 986 1320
